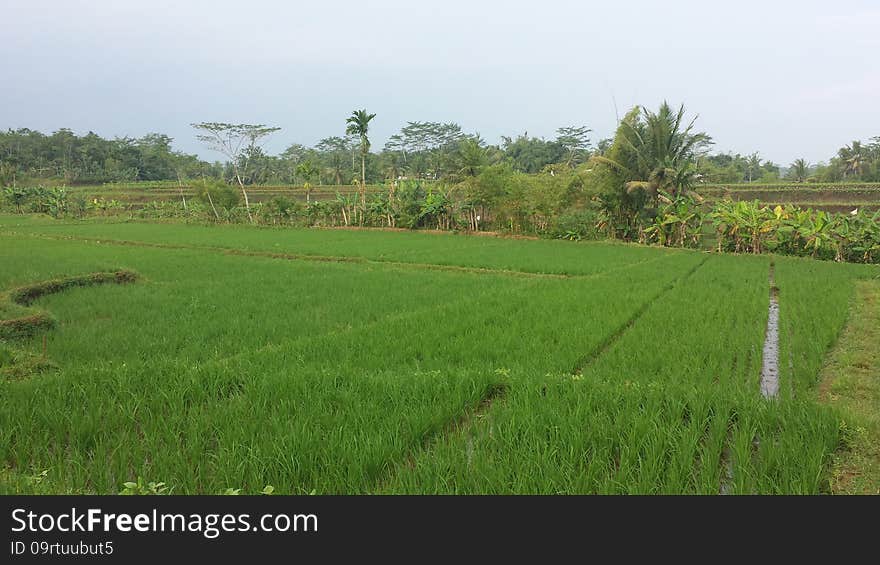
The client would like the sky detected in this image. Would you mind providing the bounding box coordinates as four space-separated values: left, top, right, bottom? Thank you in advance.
2 0 878 165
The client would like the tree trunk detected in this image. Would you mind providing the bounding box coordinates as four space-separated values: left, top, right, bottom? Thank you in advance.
206 190 220 221
387 182 395 227
233 167 254 223
176 173 187 212
360 153 366 225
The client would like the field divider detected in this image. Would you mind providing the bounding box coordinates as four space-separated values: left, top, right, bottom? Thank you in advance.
2 230 680 281
0 270 140 379
571 255 710 375
1 270 139 341
373 382 509 493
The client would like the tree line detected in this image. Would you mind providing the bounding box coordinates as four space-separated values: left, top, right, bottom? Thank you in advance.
3 105 879 263
6 108 875 190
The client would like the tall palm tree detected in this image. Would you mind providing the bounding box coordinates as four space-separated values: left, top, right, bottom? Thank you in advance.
788 158 810 182
345 109 376 224
841 141 866 178
590 102 712 201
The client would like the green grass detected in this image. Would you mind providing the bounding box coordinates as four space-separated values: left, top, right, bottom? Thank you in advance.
0 215 672 276
1 214 877 494
385 256 842 494
818 280 880 494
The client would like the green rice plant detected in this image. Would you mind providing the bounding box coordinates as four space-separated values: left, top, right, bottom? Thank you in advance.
773 257 878 396
0 215 873 494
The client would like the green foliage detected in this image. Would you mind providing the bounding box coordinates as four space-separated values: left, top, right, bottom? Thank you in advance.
0 128 214 184
2 187 30 212
697 151 780 184
788 158 811 182
710 200 880 263
261 196 303 225
119 477 170 495
547 210 601 241
590 103 712 240
501 133 567 173
1 186 72 218
642 191 704 248
192 178 241 214
3 218 876 494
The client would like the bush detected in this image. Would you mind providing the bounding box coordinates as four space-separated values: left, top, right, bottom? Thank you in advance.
547 209 601 241
260 196 303 225
191 179 241 218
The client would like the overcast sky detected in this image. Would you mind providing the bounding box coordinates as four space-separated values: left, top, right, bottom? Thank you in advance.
2 0 878 165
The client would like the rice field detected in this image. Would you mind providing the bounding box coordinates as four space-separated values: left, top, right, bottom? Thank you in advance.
0 215 876 494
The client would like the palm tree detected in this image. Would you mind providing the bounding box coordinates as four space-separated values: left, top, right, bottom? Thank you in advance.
841 141 866 178
345 109 376 224
590 102 712 202
295 160 318 202
745 153 762 183
788 159 810 182
457 137 488 178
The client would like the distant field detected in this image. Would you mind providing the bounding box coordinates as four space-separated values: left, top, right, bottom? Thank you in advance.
44 180 880 214
1 215 877 493
697 183 880 212
63 183 390 208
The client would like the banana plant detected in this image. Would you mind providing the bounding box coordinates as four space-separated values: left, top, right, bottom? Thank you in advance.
708 200 879 264
643 191 703 248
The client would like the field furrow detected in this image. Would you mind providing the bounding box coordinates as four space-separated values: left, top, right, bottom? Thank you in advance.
1 218 876 494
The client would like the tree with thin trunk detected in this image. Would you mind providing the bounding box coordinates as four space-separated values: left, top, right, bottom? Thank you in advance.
345 109 376 224
296 160 318 203
745 152 762 182
555 126 592 167
191 122 280 223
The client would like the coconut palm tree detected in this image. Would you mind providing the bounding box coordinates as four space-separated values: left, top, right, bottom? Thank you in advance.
345 109 376 224
841 141 866 178
788 158 810 182
590 102 712 202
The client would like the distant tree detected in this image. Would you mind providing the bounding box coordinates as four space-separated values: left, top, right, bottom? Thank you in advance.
457 136 488 178
840 141 867 178
501 133 567 173
745 152 762 182
345 109 376 224
384 121 466 179
315 136 354 184
594 138 613 155
788 158 810 182
191 122 280 222
281 143 308 183
295 160 318 202
555 126 592 167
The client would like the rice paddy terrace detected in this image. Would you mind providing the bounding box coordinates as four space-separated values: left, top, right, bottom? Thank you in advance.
698 183 880 213
61 181 880 213
1 215 877 494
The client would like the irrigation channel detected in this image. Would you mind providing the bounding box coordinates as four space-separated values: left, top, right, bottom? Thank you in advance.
760 263 780 399
721 262 782 494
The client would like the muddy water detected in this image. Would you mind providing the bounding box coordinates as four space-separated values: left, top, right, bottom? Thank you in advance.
760 266 780 399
